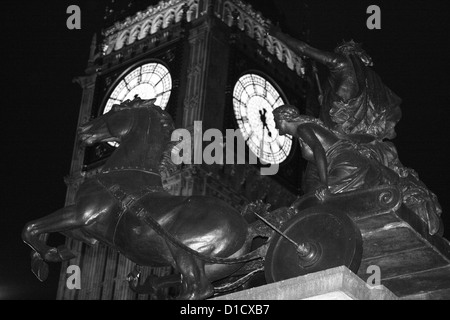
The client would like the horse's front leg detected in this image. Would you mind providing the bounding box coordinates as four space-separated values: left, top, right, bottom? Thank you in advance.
21 206 74 280
22 205 78 260
22 204 100 280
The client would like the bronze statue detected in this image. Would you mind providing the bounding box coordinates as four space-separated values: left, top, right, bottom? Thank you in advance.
23 96 377 299
22 98 263 300
21 25 443 298
267 25 401 140
273 104 442 235
267 24 442 235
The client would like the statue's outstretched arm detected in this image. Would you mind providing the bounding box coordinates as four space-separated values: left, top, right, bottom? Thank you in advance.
267 25 344 69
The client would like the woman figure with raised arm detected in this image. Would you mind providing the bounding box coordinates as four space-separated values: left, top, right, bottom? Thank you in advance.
268 25 442 235
266 24 402 140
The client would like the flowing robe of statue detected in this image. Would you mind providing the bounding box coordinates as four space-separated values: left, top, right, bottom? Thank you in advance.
268 26 442 235
320 53 402 139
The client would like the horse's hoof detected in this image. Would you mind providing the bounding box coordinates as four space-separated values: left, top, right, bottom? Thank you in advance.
31 252 49 282
57 245 76 261
44 248 61 262
126 272 140 291
129 275 158 294
43 246 76 262
127 265 141 280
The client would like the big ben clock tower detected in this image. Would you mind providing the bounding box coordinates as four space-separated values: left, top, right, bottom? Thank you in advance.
57 0 311 300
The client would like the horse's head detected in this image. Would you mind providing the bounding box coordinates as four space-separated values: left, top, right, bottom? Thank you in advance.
78 97 157 146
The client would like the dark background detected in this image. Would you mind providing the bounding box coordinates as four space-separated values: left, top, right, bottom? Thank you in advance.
2 0 450 300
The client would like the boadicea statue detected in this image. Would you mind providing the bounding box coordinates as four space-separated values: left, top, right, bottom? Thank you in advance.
267 24 442 235
22 97 368 299
20 30 442 300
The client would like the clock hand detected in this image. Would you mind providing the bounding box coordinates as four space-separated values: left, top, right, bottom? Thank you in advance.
259 109 273 138
260 126 265 160
264 123 272 138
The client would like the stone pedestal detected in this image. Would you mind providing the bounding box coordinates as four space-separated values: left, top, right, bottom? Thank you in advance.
213 266 398 300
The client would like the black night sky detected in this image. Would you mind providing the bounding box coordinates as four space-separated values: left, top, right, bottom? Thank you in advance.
2 0 450 300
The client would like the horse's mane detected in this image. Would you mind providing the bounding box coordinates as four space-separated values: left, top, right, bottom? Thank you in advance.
113 97 180 178
149 105 180 178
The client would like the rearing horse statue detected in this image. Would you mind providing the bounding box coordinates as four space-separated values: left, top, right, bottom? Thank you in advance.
22 98 257 300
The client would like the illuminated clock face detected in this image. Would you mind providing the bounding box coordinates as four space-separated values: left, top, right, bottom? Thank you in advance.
103 62 172 114
233 74 292 164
